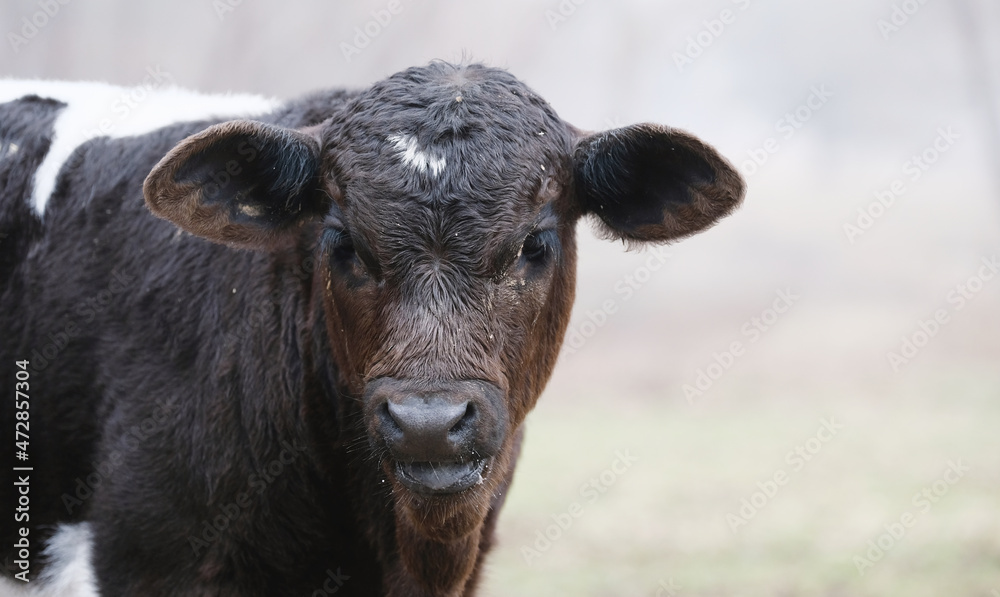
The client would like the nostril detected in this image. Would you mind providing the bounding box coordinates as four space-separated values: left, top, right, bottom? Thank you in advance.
378 401 404 439
439 400 468 433
449 402 476 435
379 401 395 426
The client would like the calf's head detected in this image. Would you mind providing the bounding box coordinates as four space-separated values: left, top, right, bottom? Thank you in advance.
144 63 744 553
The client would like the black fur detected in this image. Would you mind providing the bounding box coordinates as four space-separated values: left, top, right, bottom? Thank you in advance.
0 62 745 596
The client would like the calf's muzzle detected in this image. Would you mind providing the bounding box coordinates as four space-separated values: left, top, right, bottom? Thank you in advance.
366 378 509 495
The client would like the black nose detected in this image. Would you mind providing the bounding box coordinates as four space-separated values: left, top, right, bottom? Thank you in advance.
383 396 475 459
386 396 476 452
365 378 508 489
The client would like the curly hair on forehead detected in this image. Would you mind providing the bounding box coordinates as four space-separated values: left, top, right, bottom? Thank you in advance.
333 61 569 150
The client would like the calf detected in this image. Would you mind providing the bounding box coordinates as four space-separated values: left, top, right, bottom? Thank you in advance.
0 62 744 596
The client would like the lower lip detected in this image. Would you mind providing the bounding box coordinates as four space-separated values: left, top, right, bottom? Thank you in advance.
394 459 488 495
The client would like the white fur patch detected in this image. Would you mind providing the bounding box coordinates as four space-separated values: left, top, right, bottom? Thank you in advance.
0 77 279 216
387 133 446 177
0 523 100 596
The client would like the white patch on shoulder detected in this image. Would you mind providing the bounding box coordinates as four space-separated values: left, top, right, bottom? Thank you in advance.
387 133 446 177
0 78 280 216
0 522 100 596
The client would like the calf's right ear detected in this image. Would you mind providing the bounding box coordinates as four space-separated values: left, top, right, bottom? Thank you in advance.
143 120 327 250
573 124 746 244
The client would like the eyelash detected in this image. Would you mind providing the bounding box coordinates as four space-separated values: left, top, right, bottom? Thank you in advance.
520 229 557 265
322 228 359 264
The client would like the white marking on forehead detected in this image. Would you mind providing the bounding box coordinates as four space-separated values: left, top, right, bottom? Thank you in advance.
0 77 279 216
387 133 446 177
0 522 99 596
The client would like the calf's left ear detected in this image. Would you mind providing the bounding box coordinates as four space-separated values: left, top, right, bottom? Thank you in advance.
143 120 326 250
573 124 745 243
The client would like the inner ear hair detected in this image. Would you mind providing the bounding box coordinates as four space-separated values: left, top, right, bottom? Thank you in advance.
144 120 325 250
574 123 745 244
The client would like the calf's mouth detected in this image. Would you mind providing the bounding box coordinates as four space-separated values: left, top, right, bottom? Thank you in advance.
394 458 489 495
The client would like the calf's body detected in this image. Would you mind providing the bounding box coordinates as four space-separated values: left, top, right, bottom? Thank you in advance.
0 63 744 596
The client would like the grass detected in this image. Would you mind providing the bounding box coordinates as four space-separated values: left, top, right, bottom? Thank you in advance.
480 368 1000 597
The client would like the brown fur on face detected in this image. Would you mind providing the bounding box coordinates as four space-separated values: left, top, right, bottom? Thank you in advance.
315 115 579 592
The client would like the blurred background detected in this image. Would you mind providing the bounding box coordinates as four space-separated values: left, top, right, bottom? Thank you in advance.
3 0 999 595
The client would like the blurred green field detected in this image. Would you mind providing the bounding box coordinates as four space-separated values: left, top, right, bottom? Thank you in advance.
481 368 1000 597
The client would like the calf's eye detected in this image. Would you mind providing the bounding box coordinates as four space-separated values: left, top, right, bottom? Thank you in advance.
322 228 365 276
520 229 557 266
